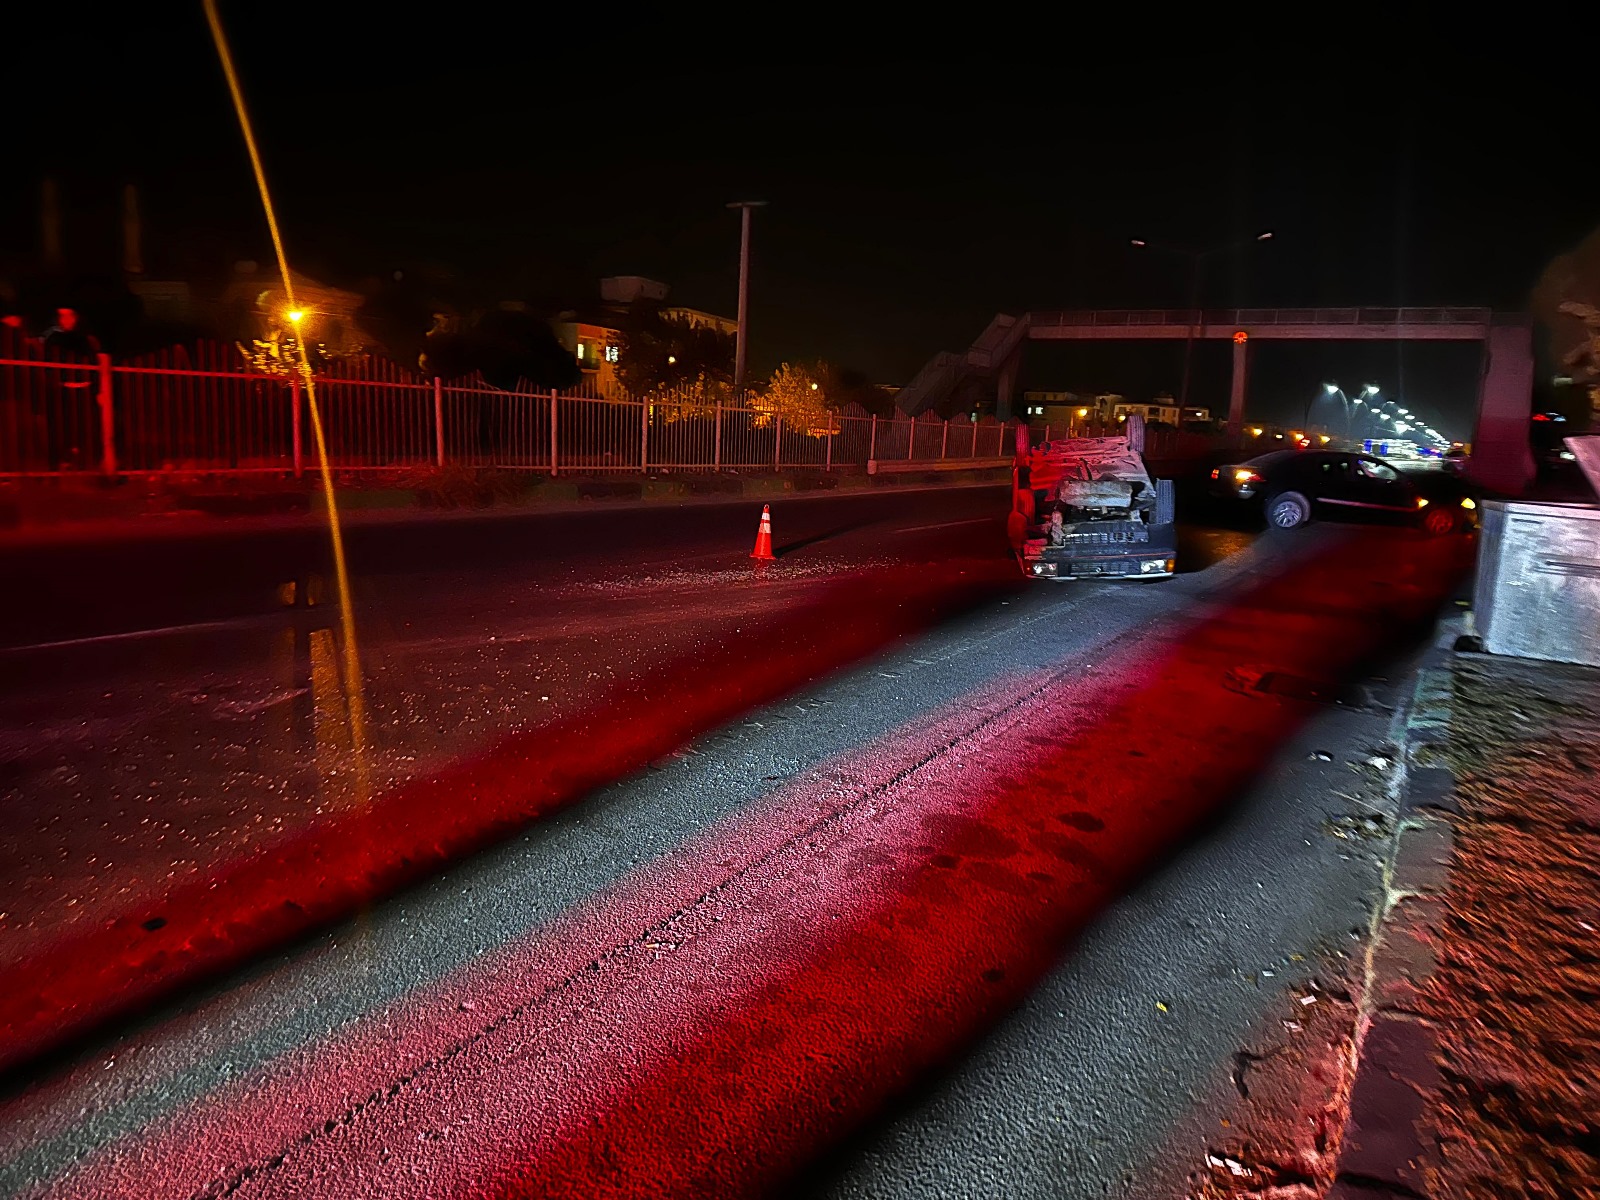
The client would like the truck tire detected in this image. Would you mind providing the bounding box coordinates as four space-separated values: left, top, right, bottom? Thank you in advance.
1125 413 1146 455
1154 478 1176 526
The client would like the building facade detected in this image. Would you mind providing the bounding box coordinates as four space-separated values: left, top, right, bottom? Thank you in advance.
549 318 626 397
1110 399 1211 426
550 278 738 399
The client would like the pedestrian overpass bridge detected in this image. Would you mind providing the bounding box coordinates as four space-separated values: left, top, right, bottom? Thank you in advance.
895 308 1535 491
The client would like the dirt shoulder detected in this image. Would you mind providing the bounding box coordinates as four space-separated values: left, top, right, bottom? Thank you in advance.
1416 653 1600 1197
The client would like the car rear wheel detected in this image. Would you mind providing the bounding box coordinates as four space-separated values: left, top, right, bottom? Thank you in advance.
1421 505 1458 537
1267 491 1311 530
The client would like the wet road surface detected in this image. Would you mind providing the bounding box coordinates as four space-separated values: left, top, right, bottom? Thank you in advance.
0 486 1471 1197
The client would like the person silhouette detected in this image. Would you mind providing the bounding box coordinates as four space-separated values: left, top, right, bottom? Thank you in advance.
41 307 101 358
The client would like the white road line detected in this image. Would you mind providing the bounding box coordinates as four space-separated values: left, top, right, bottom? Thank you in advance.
0 614 289 656
893 517 995 534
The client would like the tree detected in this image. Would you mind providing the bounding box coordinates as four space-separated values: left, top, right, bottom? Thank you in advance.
1557 301 1600 403
418 330 476 381
417 308 580 391
238 330 338 377
472 309 580 391
819 364 898 416
752 362 837 432
1533 229 1600 424
356 276 441 370
615 305 735 400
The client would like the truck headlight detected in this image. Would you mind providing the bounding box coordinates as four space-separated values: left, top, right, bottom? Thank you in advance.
1141 558 1173 574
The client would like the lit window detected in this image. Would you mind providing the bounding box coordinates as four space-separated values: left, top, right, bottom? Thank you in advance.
576 343 586 360
604 345 619 363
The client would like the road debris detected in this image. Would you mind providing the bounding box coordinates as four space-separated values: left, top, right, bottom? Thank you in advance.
1321 812 1389 841
1205 1153 1254 1178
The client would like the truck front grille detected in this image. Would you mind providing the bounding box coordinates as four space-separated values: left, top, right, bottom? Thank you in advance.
1064 523 1147 546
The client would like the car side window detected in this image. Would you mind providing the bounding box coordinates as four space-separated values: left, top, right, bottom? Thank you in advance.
1319 457 1351 477
1355 458 1400 483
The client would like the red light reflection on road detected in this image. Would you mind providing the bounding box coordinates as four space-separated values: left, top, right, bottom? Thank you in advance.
0 559 1019 1078
19 530 1470 1199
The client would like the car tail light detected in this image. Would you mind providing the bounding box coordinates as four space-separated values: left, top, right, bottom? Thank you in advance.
1210 468 1221 480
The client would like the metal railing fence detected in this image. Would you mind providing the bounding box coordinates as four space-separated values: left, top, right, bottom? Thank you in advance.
1 334 1025 478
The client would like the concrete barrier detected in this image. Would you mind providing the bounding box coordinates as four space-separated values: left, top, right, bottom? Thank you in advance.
867 457 1012 476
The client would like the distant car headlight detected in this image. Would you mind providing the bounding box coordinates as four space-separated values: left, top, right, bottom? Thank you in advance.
1460 497 1476 510
1561 450 1577 461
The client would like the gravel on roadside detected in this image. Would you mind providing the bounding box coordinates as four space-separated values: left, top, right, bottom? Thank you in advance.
1418 654 1600 1198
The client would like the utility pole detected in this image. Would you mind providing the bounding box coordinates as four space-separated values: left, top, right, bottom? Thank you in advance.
727 201 767 396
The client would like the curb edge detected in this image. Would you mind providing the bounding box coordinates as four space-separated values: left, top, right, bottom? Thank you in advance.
1329 616 1463 1199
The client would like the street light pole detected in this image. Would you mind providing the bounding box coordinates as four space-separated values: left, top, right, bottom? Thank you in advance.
1308 383 1377 440
1132 231 1271 418
1304 387 1329 431
1179 253 1204 413
727 200 767 397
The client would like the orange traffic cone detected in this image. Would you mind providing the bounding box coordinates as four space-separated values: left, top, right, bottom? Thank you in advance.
750 504 775 561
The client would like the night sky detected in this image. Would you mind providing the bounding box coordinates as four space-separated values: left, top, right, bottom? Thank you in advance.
7 12 1595 438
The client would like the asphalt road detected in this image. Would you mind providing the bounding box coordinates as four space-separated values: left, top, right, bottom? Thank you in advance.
0 486 1248 994
0 486 1470 1197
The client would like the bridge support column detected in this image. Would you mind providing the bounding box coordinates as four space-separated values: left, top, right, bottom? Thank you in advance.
1467 323 1535 495
1226 335 1250 439
995 352 1020 423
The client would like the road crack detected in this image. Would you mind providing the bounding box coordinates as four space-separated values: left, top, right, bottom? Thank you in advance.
185 604 1185 1198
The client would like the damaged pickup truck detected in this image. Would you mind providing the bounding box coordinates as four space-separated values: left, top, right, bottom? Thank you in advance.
1006 415 1177 581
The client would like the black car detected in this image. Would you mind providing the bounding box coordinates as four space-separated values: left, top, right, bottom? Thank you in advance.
1531 412 1580 480
1209 449 1478 534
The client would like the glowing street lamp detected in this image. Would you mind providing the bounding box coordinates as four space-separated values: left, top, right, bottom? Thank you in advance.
286 309 304 325
1311 383 1379 437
